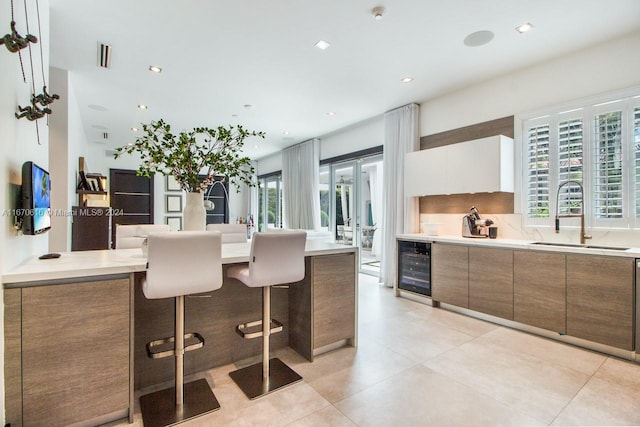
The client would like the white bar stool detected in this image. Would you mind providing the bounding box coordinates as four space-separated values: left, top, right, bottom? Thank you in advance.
227 231 307 399
139 231 223 426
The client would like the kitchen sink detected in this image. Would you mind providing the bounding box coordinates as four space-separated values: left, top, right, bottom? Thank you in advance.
584 244 629 251
531 242 629 251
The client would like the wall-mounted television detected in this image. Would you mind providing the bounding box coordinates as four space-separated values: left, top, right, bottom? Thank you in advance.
22 161 51 235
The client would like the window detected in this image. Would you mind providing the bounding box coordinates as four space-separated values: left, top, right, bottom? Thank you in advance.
257 174 283 231
525 123 551 218
522 91 640 228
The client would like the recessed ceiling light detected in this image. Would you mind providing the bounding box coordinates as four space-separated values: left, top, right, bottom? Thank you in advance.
515 22 534 33
283 131 290 135
137 104 148 110
232 114 238 117
314 40 331 50
463 30 494 47
372 6 385 20
244 104 253 109
327 112 336 116
254 144 258 149
131 127 139 132
401 77 414 83
148 65 163 73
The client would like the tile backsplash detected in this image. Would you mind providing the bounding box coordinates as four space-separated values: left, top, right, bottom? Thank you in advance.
419 213 640 247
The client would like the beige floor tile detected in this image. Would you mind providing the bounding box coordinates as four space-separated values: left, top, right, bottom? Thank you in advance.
551 375 640 426
423 338 590 423
476 327 607 376
359 314 478 363
405 305 500 337
113 274 640 427
593 357 640 389
184 378 330 427
335 365 544 427
280 338 415 384
286 405 356 427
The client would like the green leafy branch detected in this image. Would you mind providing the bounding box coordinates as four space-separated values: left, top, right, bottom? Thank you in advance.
114 119 265 192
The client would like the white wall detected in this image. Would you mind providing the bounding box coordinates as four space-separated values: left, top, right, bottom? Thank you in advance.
0 0 50 421
319 115 384 160
256 114 385 175
420 31 640 135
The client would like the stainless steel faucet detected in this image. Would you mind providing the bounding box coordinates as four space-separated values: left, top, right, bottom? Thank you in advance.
555 180 591 245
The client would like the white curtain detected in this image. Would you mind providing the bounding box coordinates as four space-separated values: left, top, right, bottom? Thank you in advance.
380 104 420 287
365 162 383 257
282 139 320 230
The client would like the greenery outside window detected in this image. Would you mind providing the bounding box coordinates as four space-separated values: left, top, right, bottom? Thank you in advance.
522 90 640 229
258 174 282 231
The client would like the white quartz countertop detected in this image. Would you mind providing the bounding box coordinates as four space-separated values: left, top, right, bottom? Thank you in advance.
2 240 356 284
397 234 640 258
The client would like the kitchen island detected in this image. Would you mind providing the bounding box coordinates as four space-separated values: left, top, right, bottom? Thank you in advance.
397 234 639 363
2 240 358 427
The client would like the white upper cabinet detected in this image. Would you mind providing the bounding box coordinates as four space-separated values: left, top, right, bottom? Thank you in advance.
404 135 514 196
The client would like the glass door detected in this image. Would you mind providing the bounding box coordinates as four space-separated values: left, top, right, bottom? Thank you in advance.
330 155 383 275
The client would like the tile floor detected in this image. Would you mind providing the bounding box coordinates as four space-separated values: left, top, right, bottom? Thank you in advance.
115 274 640 426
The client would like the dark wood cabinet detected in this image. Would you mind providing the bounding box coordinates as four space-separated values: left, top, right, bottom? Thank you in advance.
71 206 110 251
110 169 154 248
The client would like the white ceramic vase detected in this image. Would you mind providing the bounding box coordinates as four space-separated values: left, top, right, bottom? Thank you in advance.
183 191 206 231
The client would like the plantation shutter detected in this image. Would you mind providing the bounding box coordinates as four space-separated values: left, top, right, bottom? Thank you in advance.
557 118 584 215
526 123 551 218
634 107 640 219
593 110 623 219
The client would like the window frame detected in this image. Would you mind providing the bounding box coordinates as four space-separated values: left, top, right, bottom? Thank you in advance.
519 87 640 231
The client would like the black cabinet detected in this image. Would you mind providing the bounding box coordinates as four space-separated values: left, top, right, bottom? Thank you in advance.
71 206 110 251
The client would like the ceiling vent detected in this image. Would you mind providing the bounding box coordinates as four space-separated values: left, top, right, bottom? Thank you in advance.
98 43 111 68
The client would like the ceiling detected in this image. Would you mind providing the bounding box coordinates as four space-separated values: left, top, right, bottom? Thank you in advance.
48 0 640 160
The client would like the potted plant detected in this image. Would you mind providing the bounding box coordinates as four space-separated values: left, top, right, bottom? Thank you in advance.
115 119 264 230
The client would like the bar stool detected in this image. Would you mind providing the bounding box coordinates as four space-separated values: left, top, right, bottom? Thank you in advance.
139 231 223 426
227 231 307 399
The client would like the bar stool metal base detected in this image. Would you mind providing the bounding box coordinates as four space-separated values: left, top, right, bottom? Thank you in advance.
229 357 302 400
139 378 220 427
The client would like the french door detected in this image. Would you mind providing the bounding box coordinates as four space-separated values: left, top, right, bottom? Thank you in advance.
329 154 383 275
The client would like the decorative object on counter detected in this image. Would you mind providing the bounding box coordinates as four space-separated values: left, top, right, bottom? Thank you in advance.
114 119 264 230
462 206 494 238
183 191 205 230
488 226 498 239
